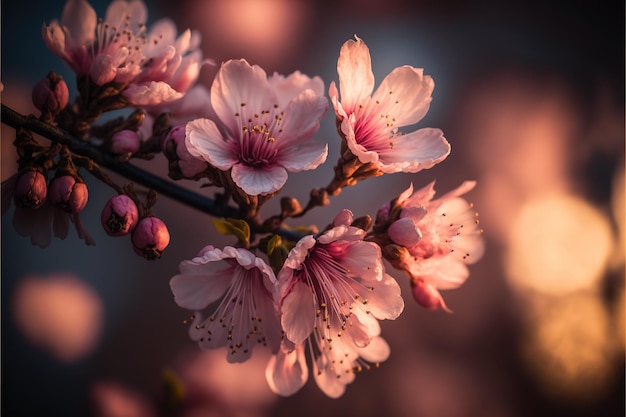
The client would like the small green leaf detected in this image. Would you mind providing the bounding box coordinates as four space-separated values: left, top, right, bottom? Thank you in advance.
211 218 251 244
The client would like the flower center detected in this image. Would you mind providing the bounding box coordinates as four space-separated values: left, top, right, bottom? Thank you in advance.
235 103 284 167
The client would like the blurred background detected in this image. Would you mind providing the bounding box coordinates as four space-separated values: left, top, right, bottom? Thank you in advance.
1 0 624 416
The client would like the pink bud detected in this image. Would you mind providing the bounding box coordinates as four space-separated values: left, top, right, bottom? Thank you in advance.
110 130 141 155
131 217 170 260
14 170 47 209
161 124 207 178
101 195 139 236
32 72 69 114
375 203 390 226
388 218 422 248
48 176 88 214
410 279 451 313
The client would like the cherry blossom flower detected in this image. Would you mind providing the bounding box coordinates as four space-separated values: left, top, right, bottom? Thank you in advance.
42 0 208 106
378 181 484 310
329 36 450 174
185 59 328 196
169 246 282 363
267 210 404 397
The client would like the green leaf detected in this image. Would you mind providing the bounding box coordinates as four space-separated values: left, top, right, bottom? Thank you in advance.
211 218 251 244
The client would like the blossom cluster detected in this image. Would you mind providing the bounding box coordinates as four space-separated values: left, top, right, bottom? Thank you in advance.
1 0 484 399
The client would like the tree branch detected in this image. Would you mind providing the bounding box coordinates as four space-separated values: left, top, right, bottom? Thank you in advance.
2 104 242 216
1 104 308 242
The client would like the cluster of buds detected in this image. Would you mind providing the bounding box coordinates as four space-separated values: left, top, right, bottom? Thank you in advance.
2 130 94 247
101 188 170 260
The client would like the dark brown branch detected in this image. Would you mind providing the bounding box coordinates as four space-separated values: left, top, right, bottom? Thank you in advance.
2 103 241 217
1 104 307 242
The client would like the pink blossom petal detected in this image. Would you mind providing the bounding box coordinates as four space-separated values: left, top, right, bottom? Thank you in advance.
277 141 328 173
211 59 275 135
268 71 325 107
105 0 146 33
411 279 452 312
354 273 404 320
357 335 390 363
265 343 308 397
61 0 96 45
123 81 184 106
170 260 234 310
388 217 422 247
185 118 238 169
368 66 434 127
280 281 315 345
337 35 375 114
377 128 451 174
313 353 348 399
41 22 68 62
276 89 328 146
231 164 288 196
332 209 354 227
342 241 384 282
90 55 117 86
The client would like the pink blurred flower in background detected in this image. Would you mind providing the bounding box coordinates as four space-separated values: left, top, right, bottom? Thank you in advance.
329 36 450 174
185 59 328 196
11 273 104 362
170 245 282 363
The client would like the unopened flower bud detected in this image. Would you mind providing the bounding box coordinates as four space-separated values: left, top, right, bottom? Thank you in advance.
280 196 302 217
48 175 88 214
388 218 422 248
410 279 451 313
351 215 372 231
14 169 47 209
32 72 69 115
110 130 141 155
162 124 207 178
375 203 391 226
131 217 170 260
101 195 139 236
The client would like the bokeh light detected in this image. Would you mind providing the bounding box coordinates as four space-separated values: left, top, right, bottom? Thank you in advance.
504 193 614 295
11 273 104 362
521 292 618 403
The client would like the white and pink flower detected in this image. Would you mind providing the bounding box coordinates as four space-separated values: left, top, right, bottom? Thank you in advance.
329 36 450 174
185 59 328 196
170 246 282 363
42 0 208 106
266 210 404 397
379 181 485 311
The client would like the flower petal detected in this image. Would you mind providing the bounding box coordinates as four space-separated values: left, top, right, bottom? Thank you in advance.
377 128 451 174
265 343 308 397
281 281 315 345
123 81 184 106
368 66 434 127
211 59 275 135
231 164 288 196
61 0 96 45
169 259 234 310
185 118 238 169
277 141 328 173
276 89 328 146
268 71 325 107
337 35 375 114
